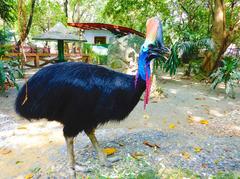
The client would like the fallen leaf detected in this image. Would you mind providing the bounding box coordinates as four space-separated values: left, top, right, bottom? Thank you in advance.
143 141 160 148
195 97 206 100
200 119 209 125
31 167 41 174
162 118 167 125
17 126 28 130
169 123 176 129
117 142 124 147
25 173 33 179
102 148 117 156
194 147 202 153
181 152 190 159
143 114 150 119
130 152 145 160
16 161 23 165
0 148 12 155
187 115 209 125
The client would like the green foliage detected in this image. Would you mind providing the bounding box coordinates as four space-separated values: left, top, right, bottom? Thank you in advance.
0 0 17 24
0 27 23 93
0 28 14 56
102 0 170 32
82 43 92 54
211 57 240 98
69 0 106 23
211 171 239 179
0 59 23 93
82 43 108 65
30 0 67 36
164 43 181 76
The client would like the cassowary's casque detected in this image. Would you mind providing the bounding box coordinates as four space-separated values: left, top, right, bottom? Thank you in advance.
15 17 166 176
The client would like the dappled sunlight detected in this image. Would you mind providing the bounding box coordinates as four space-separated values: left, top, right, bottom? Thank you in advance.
208 96 223 101
169 88 178 95
1 120 64 149
207 109 225 117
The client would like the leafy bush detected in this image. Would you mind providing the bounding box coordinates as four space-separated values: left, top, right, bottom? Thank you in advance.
210 57 240 98
0 59 23 92
0 28 13 56
160 39 214 76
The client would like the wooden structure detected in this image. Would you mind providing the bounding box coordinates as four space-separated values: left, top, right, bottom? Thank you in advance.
2 52 90 69
33 22 86 62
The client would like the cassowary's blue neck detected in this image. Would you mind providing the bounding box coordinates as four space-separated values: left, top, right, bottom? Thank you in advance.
137 46 151 81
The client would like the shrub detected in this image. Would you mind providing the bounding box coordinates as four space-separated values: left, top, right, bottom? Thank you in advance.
0 59 23 92
210 57 240 98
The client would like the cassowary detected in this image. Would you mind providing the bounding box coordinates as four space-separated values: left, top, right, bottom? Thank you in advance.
15 17 166 176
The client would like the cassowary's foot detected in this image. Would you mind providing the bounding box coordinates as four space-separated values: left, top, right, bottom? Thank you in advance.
74 163 92 172
99 155 112 167
86 129 121 167
99 156 122 167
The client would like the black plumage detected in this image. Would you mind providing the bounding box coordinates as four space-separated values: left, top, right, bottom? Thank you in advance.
15 62 146 136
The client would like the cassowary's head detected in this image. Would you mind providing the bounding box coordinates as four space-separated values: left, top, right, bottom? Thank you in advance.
137 17 167 109
141 17 166 61
137 17 166 80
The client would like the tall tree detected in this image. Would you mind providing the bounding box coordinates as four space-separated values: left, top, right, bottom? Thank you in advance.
206 0 240 72
17 0 36 46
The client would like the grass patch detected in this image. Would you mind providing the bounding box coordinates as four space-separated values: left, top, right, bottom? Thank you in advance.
89 169 239 179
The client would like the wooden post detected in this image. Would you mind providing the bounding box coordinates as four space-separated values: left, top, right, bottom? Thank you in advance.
57 40 65 62
35 54 40 67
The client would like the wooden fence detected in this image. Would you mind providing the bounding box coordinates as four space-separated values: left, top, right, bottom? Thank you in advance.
1 52 90 69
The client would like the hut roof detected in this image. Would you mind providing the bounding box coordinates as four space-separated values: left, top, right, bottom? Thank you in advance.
67 23 145 37
33 22 83 41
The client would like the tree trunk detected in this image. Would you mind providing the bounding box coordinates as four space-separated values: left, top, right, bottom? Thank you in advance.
64 0 68 19
17 0 36 46
202 0 237 73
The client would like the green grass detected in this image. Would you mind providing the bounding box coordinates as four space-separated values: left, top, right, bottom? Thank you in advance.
92 171 239 179
82 166 239 179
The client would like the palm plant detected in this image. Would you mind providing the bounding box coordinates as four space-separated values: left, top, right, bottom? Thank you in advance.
154 38 214 76
210 57 240 98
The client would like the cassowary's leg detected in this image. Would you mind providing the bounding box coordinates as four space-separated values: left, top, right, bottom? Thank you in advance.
64 136 76 177
64 135 90 176
85 129 110 166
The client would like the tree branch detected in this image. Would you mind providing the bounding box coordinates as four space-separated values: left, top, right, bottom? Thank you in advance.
229 0 237 30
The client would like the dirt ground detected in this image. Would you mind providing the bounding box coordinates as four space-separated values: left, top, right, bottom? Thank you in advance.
0 71 239 178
